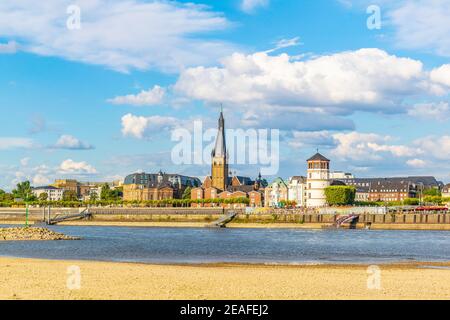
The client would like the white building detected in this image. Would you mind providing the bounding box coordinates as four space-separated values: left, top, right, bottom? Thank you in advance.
330 171 354 179
306 153 331 207
288 176 307 207
443 184 450 198
264 177 288 207
32 186 64 201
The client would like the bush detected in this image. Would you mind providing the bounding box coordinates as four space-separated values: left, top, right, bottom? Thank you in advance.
403 198 420 205
354 201 384 206
325 186 356 206
424 196 443 205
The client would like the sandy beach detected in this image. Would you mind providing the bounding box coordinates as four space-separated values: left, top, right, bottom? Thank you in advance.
1 257 450 300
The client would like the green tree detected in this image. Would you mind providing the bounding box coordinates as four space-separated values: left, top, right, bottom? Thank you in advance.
38 192 48 201
90 192 99 201
424 195 443 205
0 190 13 202
182 187 192 200
12 181 33 200
100 184 122 201
325 186 356 206
63 190 78 201
423 188 441 197
100 184 111 200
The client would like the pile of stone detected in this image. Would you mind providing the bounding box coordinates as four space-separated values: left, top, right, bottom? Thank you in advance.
0 227 79 241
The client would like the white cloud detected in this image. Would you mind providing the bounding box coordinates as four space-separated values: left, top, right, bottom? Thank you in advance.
0 1 235 72
408 102 450 121
289 131 337 149
388 0 450 57
406 159 427 168
121 114 181 139
59 159 97 174
414 136 450 160
331 132 420 161
239 106 355 131
241 0 269 13
108 85 165 106
0 138 34 150
20 157 30 167
54 135 94 150
265 37 301 53
430 64 450 88
338 0 450 58
175 49 428 114
32 174 50 186
0 40 16 54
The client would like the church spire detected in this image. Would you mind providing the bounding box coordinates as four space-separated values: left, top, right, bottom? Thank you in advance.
211 108 228 191
212 107 226 158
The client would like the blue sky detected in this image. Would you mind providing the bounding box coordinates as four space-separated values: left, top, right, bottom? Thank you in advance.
0 0 449 190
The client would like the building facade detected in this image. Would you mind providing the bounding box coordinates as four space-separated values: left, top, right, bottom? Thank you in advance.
443 184 450 198
264 177 288 207
32 186 64 201
53 179 78 194
368 180 417 202
123 171 201 201
287 176 307 207
306 153 331 207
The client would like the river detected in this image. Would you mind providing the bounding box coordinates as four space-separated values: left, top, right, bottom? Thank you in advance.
1 225 450 264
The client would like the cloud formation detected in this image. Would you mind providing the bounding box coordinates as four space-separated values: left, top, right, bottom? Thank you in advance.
406 158 426 168
58 159 97 174
121 114 181 139
430 64 450 88
0 0 235 72
388 0 450 57
0 138 34 150
0 40 16 54
339 0 450 57
175 49 430 113
408 102 450 121
53 135 94 150
108 86 165 106
241 0 269 13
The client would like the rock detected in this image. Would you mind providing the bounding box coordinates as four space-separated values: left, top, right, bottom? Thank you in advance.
0 227 79 241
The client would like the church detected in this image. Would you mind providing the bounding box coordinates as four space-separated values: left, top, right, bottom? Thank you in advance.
191 111 266 207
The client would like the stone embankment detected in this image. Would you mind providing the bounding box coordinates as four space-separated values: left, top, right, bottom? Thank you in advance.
0 227 79 241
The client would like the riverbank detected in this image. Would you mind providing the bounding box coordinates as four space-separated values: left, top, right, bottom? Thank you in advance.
1 257 450 299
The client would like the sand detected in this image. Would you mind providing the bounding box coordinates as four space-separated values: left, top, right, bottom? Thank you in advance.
1 257 450 300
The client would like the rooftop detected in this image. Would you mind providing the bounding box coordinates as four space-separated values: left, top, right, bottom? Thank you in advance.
307 152 330 162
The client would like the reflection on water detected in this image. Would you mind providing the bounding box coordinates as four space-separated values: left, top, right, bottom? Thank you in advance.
1 225 450 265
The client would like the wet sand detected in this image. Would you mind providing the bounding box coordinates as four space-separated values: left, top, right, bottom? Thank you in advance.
1 257 450 300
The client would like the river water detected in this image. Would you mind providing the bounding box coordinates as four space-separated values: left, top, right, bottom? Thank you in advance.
1 225 450 265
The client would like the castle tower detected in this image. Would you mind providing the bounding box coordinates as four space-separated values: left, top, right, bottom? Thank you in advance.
306 152 330 207
211 110 228 191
